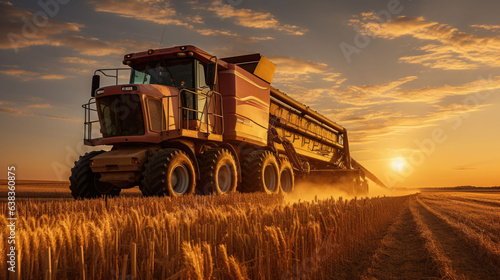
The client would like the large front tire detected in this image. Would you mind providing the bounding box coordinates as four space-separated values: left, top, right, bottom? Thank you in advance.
198 148 238 195
141 149 196 197
241 150 280 194
70 151 121 199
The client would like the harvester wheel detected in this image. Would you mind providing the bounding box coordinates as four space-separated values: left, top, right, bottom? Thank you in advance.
360 180 369 194
241 150 280 194
279 156 294 194
141 148 196 197
198 148 237 195
354 179 369 196
70 151 121 199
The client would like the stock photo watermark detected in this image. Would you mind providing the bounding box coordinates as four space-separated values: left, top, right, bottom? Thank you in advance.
282 233 340 280
52 140 94 181
6 166 17 273
384 74 497 187
7 0 71 53
339 0 405 63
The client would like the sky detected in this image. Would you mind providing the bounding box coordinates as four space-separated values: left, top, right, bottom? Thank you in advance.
0 0 499 188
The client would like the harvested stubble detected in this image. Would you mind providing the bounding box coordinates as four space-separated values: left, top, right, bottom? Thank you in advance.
0 193 409 279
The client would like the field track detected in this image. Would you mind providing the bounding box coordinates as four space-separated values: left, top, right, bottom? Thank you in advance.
361 193 500 280
362 207 435 279
1 183 499 279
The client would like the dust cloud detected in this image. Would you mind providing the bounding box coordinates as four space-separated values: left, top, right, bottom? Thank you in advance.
284 180 418 204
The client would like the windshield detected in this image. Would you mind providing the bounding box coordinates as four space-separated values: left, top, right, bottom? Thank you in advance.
130 59 194 89
96 94 145 137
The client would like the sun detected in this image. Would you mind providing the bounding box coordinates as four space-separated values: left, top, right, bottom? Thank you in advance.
391 157 406 172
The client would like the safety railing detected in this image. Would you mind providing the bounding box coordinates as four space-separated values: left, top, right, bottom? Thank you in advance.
162 88 224 135
83 85 224 143
83 98 100 142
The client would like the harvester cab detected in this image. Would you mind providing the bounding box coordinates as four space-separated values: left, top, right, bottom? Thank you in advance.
84 47 223 148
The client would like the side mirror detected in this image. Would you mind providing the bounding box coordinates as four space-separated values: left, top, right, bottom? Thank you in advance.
91 75 100 97
206 62 217 87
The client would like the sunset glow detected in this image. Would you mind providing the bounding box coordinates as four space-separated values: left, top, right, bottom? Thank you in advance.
0 0 499 188
391 158 406 173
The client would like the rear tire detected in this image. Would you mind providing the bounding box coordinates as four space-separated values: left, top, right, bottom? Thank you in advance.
241 150 280 194
70 151 121 199
279 156 294 194
198 148 238 195
141 148 196 197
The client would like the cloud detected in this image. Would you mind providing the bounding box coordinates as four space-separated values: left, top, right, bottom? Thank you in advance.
91 0 267 41
0 69 38 77
207 0 307 35
55 35 125 56
337 76 418 105
0 106 30 116
471 24 500 31
282 75 418 107
270 56 344 89
349 14 500 70
60 57 99 65
44 115 81 122
0 68 72 81
327 101 491 145
0 2 82 50
0 2 126 56
327 74 500 105
40 74 68 80
92 0 190 26
27 104 52 109
267 55 498 145
0 100 80 121
394 75 500 103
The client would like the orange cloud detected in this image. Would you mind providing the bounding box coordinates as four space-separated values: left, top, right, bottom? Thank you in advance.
267 56 498 146
60 57 99 65
0 69 38 77
394 75 500 103
207 0 307 35
270 56 343 90
349 14 500 70
345 76 418 104
91 0 267 41
0 2 82 51
471 24 500 31
326 102 491 145
0 100 80 121
0 68 72 81
0 2 128 56
27 104 52 109
0 106 31 116
92 0 190 27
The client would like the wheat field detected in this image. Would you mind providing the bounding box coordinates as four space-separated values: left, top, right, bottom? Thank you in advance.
1 191 408 280
1 190 499 279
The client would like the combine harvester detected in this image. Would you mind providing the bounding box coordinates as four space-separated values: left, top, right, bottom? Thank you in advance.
70 45 386 199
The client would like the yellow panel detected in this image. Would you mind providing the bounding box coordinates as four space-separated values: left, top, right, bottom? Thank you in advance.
254 56 277 84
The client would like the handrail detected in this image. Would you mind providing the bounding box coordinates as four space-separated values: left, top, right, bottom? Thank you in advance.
82 98 101 142
161 88 224 135
83 87 225 143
